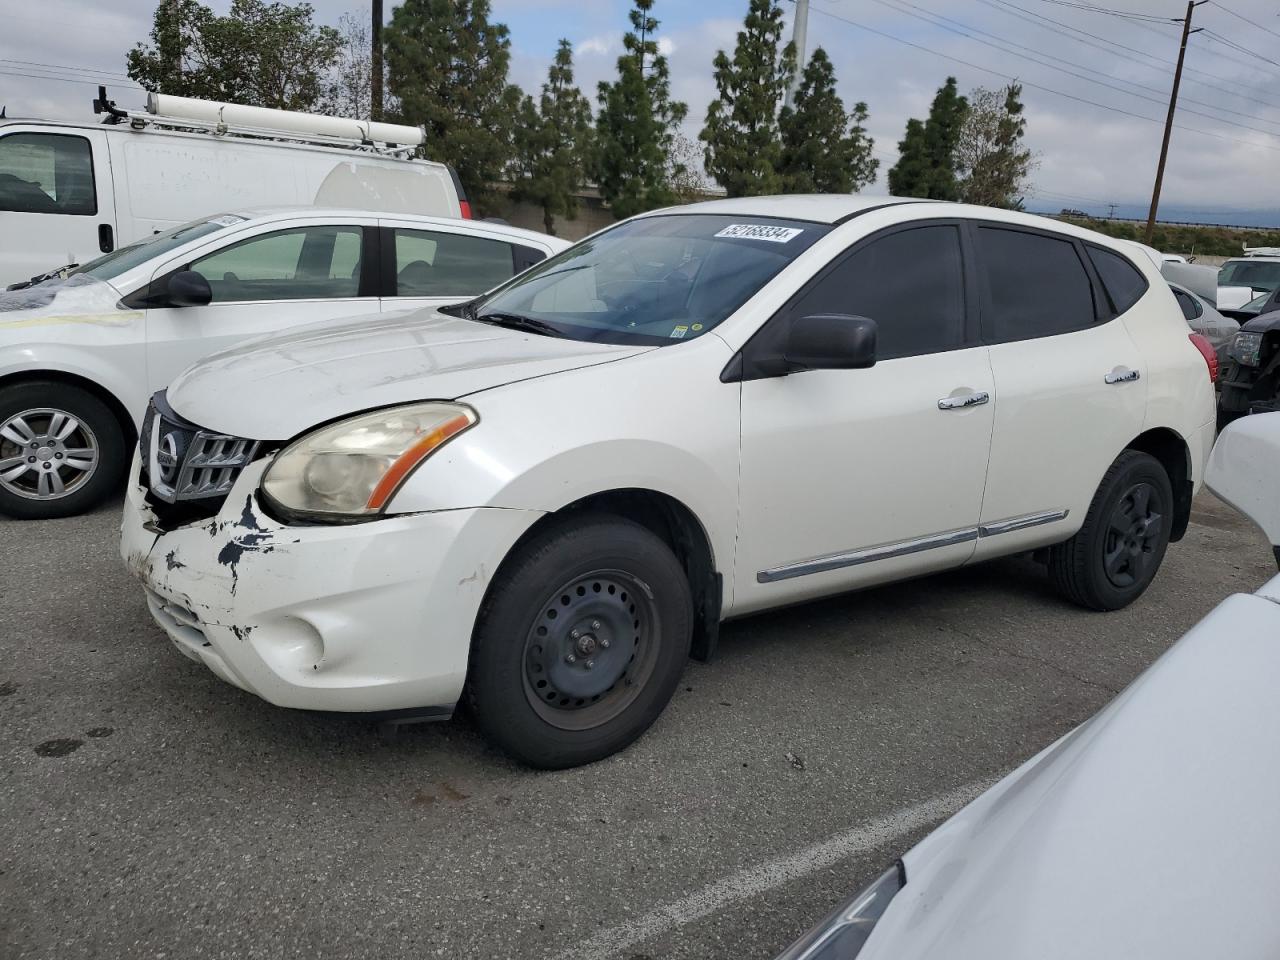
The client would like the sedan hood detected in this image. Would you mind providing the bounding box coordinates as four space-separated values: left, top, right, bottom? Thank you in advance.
167 309 651 439
1241 309 1280 334
865 589 1280 960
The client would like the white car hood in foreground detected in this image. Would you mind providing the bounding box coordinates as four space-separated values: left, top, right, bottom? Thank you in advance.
865 583 1280 960
166 309 652 439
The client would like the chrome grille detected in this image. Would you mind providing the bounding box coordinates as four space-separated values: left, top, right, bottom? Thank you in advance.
141 393 260 504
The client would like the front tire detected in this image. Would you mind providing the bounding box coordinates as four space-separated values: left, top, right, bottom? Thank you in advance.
1049 450 1173 611
466 515 692 769
0 381 127 520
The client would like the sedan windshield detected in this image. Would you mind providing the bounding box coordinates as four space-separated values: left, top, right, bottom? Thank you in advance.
71 215 246 282
469 214 830 345
1219 259 1280 294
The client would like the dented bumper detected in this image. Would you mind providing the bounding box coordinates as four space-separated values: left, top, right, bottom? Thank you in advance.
120 455 543 713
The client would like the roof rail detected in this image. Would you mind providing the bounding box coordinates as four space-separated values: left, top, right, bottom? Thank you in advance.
93 86 424 158
1242 244 1280 257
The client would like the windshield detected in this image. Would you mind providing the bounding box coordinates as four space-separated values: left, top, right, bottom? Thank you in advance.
1218 259 1280 294
71 215 246 282
470 214 830 345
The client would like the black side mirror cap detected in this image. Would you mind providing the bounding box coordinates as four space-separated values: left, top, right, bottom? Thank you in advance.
724 313 878 382
166 270 212 307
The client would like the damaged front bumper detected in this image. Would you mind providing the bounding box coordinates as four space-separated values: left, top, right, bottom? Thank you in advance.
120 455 543 713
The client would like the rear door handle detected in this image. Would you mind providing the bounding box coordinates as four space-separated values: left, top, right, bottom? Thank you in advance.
1105 367 1140 384
938 391 990 410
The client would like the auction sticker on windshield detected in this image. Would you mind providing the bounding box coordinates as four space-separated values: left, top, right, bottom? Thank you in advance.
714 224 804 243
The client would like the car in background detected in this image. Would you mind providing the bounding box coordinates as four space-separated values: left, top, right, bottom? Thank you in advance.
120 195 1217 770
1219 307 1280 424
0 91 471 288
1219 286 1280 324
773 413 1280 960
1217 248 1280 311
1168 281 1238 367
0 208 567 518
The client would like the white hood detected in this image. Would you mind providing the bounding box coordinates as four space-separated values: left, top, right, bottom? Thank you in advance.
865 589 1280 960
166 308 651 439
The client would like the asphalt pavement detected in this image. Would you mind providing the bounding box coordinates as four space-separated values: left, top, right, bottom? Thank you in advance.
1 491 1273 960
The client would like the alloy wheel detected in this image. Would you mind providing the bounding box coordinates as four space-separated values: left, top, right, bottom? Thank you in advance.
0 408 100 501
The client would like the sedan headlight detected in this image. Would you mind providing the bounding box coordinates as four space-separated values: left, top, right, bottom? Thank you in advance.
261 402 477 519
774 863 904 960
1230 332 1264 367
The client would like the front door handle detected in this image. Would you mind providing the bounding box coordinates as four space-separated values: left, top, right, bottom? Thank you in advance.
98 223 114 253
938 391 990 410
1105 367 1140 385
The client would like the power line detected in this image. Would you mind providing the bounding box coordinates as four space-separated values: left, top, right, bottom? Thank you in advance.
0 58 133 83
864 0 1280 132
1200 28 1280 69
1211 2 1280 41
834 0 1280 138
800 1 1280 153
1034 0 1176 24
0 67 144 91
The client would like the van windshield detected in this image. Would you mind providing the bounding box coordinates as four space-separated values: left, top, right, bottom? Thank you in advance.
71 216 246 282
465 214 830 345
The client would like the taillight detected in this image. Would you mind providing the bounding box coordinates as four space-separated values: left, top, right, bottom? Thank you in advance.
1189 333 1218 383
459 200 473 220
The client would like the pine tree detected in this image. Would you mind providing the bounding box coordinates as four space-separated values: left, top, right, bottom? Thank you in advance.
956 83 1033 209
593 0 689 220
699 0 794 197
510 40 594 235
888 77 969 200
385 0 520 212
778 48 877 194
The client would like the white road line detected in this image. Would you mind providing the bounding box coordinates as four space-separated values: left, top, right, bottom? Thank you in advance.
561 777 994 960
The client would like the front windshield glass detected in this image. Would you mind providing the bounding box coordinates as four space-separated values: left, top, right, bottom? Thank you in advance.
71 215 245 282
1218 259 1280 294
471 214 831 345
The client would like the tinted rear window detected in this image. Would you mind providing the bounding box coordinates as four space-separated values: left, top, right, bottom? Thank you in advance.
977 226 1095 342
1088 246 1148 315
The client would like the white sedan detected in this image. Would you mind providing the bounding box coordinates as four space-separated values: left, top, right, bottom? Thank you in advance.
120 195 1217 768
0 208 567 518
775 413 1280 960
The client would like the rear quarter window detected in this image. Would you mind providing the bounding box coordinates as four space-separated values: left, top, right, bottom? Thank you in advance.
1087 246 1149 316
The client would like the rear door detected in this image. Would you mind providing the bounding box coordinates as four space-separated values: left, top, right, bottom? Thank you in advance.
142 219 379 391
379 219 551 312
971 224 1147 560
0 126 116 287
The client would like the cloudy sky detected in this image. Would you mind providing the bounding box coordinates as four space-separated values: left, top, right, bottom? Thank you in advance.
4 0 1280 222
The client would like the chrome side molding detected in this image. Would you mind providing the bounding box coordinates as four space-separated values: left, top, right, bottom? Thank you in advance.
758 510 1069 584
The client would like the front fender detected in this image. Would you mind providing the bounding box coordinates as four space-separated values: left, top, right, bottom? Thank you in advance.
0 341 148 430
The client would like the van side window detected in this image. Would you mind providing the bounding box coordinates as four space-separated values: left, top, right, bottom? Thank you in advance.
976 226 1096 342
190 226 364 302
0 133 96 215
1087 246 1149 315
785 224 966 360
393 228 520 297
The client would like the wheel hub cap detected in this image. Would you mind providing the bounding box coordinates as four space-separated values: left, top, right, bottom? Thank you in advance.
1103 481 1164 588
0 408 99 501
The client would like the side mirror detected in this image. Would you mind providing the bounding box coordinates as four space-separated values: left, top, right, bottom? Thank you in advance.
1207 413 1280 569
165 270 212 307
784 314 877 372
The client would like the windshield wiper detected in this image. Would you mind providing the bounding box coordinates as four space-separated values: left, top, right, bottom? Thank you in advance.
473 311 567 338
6 262 78 292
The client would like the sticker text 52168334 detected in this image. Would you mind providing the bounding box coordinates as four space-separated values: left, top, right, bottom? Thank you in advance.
714 224 804 244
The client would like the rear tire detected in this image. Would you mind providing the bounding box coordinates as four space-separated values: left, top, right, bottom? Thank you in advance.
0 381 127 520
1049 450 1173 611
466 515 692 769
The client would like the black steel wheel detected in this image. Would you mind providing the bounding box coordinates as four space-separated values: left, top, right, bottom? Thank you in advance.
1049 450 1174 611
467 515 693 769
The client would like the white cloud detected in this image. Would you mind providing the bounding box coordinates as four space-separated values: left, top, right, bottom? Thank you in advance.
577 35 614 58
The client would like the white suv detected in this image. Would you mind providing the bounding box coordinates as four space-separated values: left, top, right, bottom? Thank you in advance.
119 196 1219 768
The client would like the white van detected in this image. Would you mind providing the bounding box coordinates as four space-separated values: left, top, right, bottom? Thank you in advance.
0 91 468 288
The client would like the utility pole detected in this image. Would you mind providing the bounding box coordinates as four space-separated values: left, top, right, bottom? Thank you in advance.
371 0 384 122
1144 0 1204 244
784 0 810 109
1108 202 1117 219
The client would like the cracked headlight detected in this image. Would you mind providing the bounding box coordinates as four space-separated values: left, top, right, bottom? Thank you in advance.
774 863 905 960
1231 332 1263 367
261 402 477 519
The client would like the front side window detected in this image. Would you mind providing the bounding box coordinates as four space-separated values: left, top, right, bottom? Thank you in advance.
1219 259 1280 295
469 214 830 345
0 133 96 215
393 229 517 296
190 226 364 302
977 226 1096 342
1087 246 1148 315
784 224 966 360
